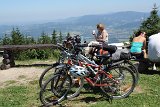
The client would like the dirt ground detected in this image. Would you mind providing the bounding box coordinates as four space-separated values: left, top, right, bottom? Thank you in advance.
0 67 44 84
0 57 143 93
0 56 57 88
0 56 45 87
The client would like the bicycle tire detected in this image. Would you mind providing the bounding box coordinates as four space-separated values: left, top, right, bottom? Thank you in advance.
122 61 139 84
100 66 136 99
66 76 84 99
39 62 59 88
40 62 84 100
39 73 72 106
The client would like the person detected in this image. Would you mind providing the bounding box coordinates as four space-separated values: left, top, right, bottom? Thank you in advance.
92 23 109 43
130 30 147 58
148 32 160 62
86 23 109 56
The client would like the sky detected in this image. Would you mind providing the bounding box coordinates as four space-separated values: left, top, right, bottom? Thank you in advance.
0 0 160 25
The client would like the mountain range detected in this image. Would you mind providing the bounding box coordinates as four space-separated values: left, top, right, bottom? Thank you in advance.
0 11 153 43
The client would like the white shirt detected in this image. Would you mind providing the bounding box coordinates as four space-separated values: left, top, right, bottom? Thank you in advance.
97 29 108 42
148 33 160 62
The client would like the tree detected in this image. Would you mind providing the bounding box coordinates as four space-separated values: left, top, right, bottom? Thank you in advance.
66 32 71 40
38 32 51 44
131 4 160 52
24 36 36 44
140 3 160 37
2 34 12 45
11 28 24 45
59 31 63 43
51 30 57 44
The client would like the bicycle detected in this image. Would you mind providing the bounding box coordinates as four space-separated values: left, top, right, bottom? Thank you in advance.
39 36 136 106
68 44 136 99
88 43 139 84
40 44 136 104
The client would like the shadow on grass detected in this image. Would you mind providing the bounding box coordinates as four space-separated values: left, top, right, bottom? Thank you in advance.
72 84 111 103
135 60 160 75
39 104 66 107
78 95 111 104
14 63 53 68
139 69 160 75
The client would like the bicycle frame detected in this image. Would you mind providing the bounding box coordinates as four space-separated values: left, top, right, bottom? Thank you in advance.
72 53 119 87
58 44 120 88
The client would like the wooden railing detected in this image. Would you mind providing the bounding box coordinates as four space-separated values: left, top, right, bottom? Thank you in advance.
0 44 58 70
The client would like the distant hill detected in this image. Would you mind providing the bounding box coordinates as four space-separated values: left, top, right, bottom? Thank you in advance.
0 11 151 43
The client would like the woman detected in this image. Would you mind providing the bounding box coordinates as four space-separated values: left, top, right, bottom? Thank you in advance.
130 31 147 58
87 23 109 55
92 23 108 43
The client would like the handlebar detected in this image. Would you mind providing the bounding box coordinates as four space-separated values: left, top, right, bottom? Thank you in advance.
75 43 88 47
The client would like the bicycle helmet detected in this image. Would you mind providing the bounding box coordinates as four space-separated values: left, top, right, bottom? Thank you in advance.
69 65 88 77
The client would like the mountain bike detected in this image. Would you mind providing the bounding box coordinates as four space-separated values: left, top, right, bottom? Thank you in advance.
68 45 136 99
39 36 137 106
40 43 136 101
88 43 139 84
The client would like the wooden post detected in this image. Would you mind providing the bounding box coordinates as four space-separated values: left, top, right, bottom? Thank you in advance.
1 50 11 70
7 50 15 67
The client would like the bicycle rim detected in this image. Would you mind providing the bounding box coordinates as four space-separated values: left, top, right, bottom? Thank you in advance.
67 76 84 99
121 61 139 84
39 73 72 106
100 66 136 99
127 61 139 84
39 62 59 88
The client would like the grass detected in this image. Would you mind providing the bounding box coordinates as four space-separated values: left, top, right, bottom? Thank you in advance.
15 58 58 65
62 73 160 107
0 59 160 107
0 72 160 107
0 80 40 107
4 80 18 86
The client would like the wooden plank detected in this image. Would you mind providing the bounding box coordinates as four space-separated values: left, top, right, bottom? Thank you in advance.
0 44 60 69
0 44 58 51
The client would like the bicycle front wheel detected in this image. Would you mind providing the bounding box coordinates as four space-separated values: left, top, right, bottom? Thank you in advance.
39 73 72 106
39 62 60 88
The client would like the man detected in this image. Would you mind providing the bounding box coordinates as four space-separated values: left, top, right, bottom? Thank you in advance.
148 32 160 62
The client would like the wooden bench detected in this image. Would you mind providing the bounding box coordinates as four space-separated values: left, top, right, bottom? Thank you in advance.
0 44 58 70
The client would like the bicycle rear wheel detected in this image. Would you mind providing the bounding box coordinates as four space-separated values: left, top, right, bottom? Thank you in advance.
100 66 136 99
39 73 72 106
121 61 139 84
